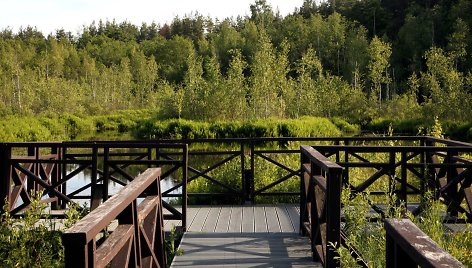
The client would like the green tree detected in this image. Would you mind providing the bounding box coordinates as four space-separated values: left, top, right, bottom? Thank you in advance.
447 18 469 69
367 36 391 106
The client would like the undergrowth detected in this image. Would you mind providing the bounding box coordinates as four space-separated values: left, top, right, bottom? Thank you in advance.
0 191 83 267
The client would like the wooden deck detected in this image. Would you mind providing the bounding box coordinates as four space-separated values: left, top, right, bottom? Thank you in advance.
169 204 321 267
164 204 301 233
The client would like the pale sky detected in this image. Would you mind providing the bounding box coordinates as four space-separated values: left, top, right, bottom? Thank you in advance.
0 0 305 35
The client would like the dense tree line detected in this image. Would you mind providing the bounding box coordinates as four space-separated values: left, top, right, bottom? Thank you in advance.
0 0 471 126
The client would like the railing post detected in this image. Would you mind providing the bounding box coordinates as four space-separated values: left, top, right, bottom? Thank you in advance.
0 144 12 213
400 151 407 204
90 146 100 210
300 149 307 235
343 139 349 186
240 142 246 203
61 146 67 209
326 166 342 268
250 142 255 203
420 137 426 195
385 229 415 268
310 160 319 261
182 144 188 232
103 147 109 202
51 146 60 210
446 149 459 217
388 151 395 202
27 146 36 193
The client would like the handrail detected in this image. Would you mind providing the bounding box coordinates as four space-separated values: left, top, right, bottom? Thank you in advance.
63 168 166 268
385 219 464 268
0 142 188 231
300 145 343 268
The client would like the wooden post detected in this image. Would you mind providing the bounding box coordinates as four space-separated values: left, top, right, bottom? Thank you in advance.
182 144 188 232
446 149 459 217
27 146 35 193
344 140 349 186
90 146 100 210
250 142 255 203
102 147 109 202
61 146 67 209
0 144 12 213
240 142 246 203
51 146 60 210
400 151 407 204
326 166 342 268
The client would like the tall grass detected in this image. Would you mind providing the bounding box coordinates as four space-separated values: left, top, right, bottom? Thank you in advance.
136 116 352 139
0 110 154 142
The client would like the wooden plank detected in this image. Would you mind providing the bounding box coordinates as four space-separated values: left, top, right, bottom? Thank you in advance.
265 205 281 232
171 233 321 267
286 204 300 233
202 206 221 232
96 224 134 268
385 219 464 267
186 207 199 229
276 205 295 232
242 206 254 232
188 206 211 232
228 206 242 232
214 206 231 232
254 206 267 232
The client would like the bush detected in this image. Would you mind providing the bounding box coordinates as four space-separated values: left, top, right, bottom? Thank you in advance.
136 117 347 139
0 192 83 267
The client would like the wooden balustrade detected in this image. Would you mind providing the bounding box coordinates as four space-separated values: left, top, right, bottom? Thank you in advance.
63 168 166 268
385 219 464 268
300 145 343 268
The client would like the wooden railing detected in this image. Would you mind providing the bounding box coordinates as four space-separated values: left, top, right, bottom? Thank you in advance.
63 168 166 268
300 145 342 268
0 141 188 230
300 136 472 267
385 219 464 268
312 140 472 222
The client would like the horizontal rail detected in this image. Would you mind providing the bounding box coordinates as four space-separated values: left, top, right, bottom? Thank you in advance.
385 219 464 268
300 145 342 268
63 168 166 268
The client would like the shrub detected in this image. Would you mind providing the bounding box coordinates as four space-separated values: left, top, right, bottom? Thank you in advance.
136 117 346 139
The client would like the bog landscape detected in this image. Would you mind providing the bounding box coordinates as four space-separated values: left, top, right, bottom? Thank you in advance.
1 1 472 267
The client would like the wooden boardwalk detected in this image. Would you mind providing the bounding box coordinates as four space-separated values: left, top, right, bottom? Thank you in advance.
170 204 321 267
164 204 301 233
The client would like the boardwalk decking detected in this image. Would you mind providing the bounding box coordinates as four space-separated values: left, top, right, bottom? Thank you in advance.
169 204 321 267
164 204 301 233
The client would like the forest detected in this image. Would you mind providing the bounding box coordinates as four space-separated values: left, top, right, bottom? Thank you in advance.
0 0 471 136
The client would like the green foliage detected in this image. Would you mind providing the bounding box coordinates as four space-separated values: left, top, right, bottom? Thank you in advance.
165 224 183 267
0 110 154 142
136 117 345 139
339 188 472 266
0 1 471 135
0 192 83 267
413 194 472 267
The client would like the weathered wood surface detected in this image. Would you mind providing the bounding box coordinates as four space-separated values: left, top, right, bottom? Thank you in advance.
385 219 464 268
169 204 320 267
171 233 321 267
164 204 300 233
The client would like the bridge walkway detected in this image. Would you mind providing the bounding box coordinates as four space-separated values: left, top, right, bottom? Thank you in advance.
170 204 322 267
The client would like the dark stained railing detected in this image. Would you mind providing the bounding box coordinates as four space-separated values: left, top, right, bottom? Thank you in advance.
311 141 472 222
385 219 464 268
0 141 188 230
63 168 166 268
300 145 342 268
300 136 472 267
1 136 472 267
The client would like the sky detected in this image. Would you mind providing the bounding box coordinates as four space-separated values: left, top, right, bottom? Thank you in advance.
0 0 305 36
